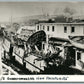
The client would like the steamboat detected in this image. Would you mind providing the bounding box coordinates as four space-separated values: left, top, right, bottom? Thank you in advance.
2 27 65 74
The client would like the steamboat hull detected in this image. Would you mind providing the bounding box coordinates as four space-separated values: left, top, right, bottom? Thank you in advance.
2 37 46 73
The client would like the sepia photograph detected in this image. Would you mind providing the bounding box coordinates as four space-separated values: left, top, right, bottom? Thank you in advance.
0 1 84 81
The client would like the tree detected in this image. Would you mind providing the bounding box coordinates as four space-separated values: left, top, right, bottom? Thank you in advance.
54 8 62 16
13 23 20 32
64 6 76 17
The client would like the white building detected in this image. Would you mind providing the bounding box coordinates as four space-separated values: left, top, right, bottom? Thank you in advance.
36 22 84 39
36 22 84 55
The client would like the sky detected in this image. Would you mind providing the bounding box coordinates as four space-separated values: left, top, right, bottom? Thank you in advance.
0 1 84 22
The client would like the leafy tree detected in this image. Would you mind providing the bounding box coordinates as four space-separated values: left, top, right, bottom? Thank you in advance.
13 23 20 32
64 6 76 17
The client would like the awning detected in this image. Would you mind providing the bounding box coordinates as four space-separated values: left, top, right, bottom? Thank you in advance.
49 37 70 46
63 42 72 47
49 37 69 42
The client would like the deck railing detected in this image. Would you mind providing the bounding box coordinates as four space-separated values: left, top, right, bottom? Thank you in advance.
2 63 18 75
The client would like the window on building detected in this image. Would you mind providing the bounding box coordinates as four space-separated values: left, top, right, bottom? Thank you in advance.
64 26 67 33
43 25 45 30
37 25 39 30
83 27 84 34
71 27 75 33
47 26 49 31
77 52 81 60
52 26 55 32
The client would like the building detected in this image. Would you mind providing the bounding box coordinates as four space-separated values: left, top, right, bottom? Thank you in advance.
67 36 84 70
35 21 84 59
36 22 84 39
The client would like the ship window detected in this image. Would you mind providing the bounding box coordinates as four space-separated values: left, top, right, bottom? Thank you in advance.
18 50 20 54
71 27 75 33
43 44 45 49
64 26 67 33
47 26 49 31
77 52 81 60
52 26 55 32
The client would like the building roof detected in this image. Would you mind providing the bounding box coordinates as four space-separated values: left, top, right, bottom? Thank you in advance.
37 22 84 25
